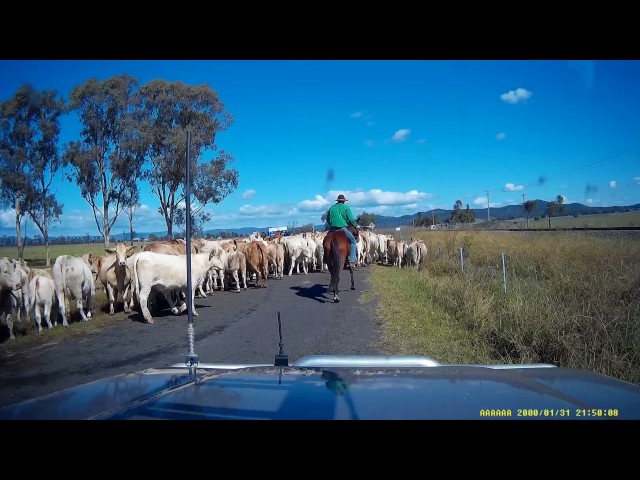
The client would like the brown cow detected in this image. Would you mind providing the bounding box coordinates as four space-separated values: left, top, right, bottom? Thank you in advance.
243 241 269 288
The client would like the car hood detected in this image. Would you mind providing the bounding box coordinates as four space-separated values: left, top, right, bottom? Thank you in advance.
1 363 639 419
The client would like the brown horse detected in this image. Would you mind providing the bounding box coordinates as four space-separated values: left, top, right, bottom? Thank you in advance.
323 225 358 303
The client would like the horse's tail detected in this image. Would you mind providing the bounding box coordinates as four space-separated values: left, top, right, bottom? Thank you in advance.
331 236 341 274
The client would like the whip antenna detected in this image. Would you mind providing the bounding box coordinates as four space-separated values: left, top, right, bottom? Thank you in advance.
184 128 198 376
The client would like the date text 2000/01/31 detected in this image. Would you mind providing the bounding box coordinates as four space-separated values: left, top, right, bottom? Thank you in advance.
479 409 620 417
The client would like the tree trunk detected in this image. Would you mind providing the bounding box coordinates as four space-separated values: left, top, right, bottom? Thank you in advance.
129 218 134 246
15 199 22 260
44 230 51 267
166 219 173 239
104 225 110 247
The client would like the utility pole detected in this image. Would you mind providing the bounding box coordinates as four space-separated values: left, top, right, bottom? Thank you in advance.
486 190 491 221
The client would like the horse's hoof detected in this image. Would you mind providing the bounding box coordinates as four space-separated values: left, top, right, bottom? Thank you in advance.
351 286 356 290
334 298 340 303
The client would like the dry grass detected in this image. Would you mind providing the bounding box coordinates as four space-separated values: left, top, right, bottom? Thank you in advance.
370 229 640 385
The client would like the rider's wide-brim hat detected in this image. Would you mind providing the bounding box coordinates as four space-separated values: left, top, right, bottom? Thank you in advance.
336 194 348 201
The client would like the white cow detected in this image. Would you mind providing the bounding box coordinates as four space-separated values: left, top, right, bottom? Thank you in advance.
28 274 57 332
10 260 31 322
281 235 314 276
216 249 248 292
267 242 284 279
405 241 421 269
0 257 25 340
132 251 225 324
52 255 95 326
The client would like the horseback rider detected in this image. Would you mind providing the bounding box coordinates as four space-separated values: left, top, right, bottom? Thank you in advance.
326 194 358 265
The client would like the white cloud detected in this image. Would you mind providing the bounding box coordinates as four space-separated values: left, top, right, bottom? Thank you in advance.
351 111 374 125
328 189 434 208
365 140 374 148
585 198 594 205
473 197 501 208
503 183 524 192
609 180 617 188
391 129 411 142
500 87 533 104
242 189 256 199
416 138 427 144
238 204 288 217
496 132 507 140
0 209 18 228
297 195 331 211
634 176 640 185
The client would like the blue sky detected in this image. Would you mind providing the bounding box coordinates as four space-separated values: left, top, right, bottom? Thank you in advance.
0 60 639 237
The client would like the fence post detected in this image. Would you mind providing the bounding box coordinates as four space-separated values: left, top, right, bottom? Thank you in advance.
460 246 464 272
502 252 507 293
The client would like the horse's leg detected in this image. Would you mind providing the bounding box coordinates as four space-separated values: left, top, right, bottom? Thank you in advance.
349 262 355 290
330 236 341 303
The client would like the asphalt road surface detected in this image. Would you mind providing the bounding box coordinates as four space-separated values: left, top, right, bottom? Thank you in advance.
0 266 383 407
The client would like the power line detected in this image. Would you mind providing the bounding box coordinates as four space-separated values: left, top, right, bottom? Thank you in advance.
520 149 635 189
470 148 637 209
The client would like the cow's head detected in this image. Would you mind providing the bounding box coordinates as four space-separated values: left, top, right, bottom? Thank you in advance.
106 243 137 266
0 258 22 291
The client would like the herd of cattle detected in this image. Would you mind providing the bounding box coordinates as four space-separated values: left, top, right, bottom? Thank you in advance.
0 229 429 340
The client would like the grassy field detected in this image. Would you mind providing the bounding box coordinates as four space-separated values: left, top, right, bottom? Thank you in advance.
0 243 145 269
371 228 640 385
478 211 640 230
526 211 640 229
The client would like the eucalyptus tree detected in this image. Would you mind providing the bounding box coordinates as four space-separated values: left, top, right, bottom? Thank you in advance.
137 79 238 239
0 84 66 264
523 199 537 228
64 74 145 247
545 195 565 229
124 189 140 246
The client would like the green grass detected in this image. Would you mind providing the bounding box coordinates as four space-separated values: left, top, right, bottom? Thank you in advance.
370 265 493 364
0 243 144 268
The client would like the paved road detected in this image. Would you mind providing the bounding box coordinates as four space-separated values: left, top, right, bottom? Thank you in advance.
0 266 383 407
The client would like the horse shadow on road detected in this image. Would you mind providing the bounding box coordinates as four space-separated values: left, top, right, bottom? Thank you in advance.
290 284 329 303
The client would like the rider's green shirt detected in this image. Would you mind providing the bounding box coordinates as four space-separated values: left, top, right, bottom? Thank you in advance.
327 203 356 228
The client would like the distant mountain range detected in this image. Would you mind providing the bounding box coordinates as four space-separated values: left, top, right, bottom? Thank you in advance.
370 200 640 229
3 200 639 244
